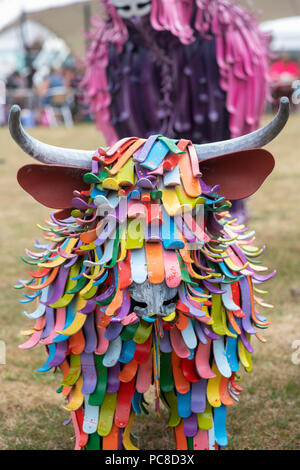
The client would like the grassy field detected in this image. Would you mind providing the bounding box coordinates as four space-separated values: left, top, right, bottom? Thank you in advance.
0 116 299 450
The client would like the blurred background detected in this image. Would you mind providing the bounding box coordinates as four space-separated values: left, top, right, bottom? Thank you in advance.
0 0 299 451
1 0 300 128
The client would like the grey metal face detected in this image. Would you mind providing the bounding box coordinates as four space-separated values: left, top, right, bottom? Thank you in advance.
129 279 178 318
111 0 152 19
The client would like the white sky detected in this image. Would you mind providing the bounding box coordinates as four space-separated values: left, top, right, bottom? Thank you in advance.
260 16 300 51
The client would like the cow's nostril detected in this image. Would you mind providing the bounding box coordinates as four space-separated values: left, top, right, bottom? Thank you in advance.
163 294 178 306
132 300 147 309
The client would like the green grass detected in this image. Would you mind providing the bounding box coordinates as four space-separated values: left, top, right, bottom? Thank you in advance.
0 117 299 450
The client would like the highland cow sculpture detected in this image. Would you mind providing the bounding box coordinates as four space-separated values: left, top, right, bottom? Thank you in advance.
83 0 271 221
11 98 289 450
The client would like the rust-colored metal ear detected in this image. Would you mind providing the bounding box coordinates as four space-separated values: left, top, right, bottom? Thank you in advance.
199 149 275 200
17 164 89 209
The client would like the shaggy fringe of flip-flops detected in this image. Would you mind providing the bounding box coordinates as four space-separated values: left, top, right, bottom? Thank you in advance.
15 136 274 450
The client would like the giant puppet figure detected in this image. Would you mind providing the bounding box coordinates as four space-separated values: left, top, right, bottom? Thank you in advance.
11 97 289 450
82 0 271 221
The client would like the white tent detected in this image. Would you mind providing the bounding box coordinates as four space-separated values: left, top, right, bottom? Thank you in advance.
260 16 300 52
0 0 89 31
0 0 102 58
0 20 58 79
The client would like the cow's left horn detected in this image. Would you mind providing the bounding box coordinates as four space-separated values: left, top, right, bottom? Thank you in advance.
195 97 290 161
9 105 94 168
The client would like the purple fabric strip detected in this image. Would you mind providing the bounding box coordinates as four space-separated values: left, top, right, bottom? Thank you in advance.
239 277 257 334
47 341 68 367
179 289 206 318
202 325 219 340
251 270 276 283
183 413 198 437
239 323 254 353
80 352 97 394
104 322 124 341
174 216 196 243
40 306 55 339
194 320 208 344
83 313 98 353
64 255 79 268
202 279 226 294
80 299 96 315
96 279 115 302
232 243 250 266
45 266 70 306
159 330 173 353
133 135 159 162
191 380 207 414
106 363 120 393
111 292 131 322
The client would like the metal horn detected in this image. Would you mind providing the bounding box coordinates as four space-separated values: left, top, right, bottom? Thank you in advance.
195 97 290 161
10 98 290 167
9 105 94 169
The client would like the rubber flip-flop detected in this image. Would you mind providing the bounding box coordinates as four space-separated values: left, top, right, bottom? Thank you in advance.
130 248 147 284
133 321 153 344
88 354 107 406
207 362 222 408
170 327 191 359
214 404 228 447
181 318 198 350
174 421 188 450
193 429 209 450
82 395 99 434
191 380 207 414
177 390 191 418
181 358 200 383
136 353 152 394
114 379 135 428
183 413 198 438
97 392 117 437
63 375 84 411
119 359 138 383
163 249 182 288
197 401 213 431
103 336 122 368
213 338 232 378
160 352 174 393
81 352 97 395
172 352 190 394
122 413 139 450
102 424 119 450
119 339 136 364
195 340 216 379
133 333 152 364
145 242 165 285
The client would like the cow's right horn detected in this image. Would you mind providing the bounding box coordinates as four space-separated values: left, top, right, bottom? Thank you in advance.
9 105 95 169
195 97 290 161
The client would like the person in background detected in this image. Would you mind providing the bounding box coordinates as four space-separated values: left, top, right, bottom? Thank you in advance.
62 65 83 122
270 52 300 110
6 71 26 90
37 67 64 106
